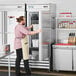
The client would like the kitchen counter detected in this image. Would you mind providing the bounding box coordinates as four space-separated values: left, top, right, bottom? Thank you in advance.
53 45 76 49
53 44 76 71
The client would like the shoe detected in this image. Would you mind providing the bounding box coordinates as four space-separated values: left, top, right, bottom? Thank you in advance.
25 73 31 76
16 73 21 76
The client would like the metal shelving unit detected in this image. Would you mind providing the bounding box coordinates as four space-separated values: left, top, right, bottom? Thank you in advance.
53 16 76 71
56 17 76 43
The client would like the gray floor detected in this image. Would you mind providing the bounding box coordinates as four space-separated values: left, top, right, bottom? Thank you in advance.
0 71 57 76
0 67 76 76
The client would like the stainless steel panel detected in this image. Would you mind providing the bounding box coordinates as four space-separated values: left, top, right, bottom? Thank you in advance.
53 48 72 71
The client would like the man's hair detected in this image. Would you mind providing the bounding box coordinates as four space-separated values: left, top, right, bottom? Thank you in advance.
16 16 24 22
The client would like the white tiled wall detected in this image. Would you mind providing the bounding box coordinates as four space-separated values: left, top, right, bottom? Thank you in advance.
0 0 76 16
56 0 76 17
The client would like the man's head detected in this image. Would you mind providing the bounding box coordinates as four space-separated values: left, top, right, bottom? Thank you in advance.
16 16 26 25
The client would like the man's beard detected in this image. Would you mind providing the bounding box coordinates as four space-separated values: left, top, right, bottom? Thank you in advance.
22 23 25 25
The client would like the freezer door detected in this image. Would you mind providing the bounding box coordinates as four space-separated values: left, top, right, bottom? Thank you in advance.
0 12 3 46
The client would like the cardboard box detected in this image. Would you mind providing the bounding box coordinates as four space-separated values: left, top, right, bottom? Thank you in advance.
68 37 76 45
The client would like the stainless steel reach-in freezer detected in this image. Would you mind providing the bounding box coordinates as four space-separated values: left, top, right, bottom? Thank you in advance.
26 4 56 70
0 4 56 71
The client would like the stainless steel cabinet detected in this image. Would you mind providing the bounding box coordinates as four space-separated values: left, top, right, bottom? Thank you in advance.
73 49 76 71
53 46 72 71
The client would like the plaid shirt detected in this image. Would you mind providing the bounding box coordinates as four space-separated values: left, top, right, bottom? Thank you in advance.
14 24 30 49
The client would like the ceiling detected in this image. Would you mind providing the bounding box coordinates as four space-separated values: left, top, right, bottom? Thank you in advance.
0 0 56 5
